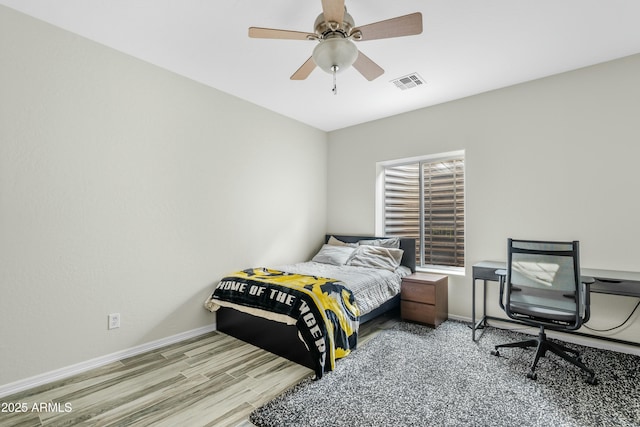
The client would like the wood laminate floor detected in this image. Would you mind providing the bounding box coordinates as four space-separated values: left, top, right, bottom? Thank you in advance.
1 312 400 427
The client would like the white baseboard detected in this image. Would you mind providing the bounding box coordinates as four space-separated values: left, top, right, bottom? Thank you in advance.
0 324 217 399
447 314 640 356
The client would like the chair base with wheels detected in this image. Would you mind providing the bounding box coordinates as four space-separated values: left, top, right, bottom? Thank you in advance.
492 239 598 385
491 325 598 385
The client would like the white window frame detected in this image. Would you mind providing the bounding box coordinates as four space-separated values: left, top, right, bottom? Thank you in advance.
376 150 465 275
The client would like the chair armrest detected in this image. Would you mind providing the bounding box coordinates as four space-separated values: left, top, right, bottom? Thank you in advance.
495 269 507 310
580 277 594 324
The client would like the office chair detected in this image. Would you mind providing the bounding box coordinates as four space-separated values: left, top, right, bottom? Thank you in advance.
490 239 597 384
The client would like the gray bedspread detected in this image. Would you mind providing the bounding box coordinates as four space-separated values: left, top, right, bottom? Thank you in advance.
274 261 411 316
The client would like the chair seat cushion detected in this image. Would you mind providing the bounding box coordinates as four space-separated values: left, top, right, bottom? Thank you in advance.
510 302 576 323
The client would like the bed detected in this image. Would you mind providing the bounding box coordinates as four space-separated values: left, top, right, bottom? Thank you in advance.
204 234 416 377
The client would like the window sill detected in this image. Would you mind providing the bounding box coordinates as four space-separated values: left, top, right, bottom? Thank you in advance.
416 266 465 277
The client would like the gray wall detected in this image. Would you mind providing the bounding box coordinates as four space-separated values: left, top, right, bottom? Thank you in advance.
327 53 640 348
2 3 639 390
0 6 327 387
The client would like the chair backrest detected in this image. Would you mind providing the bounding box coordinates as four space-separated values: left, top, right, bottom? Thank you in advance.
504 239 586 331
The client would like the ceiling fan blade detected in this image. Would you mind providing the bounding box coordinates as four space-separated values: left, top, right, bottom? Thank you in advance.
290 57 317 80
249 27 315 40
353 50 384 81
321 0 345 24
352 12 423 41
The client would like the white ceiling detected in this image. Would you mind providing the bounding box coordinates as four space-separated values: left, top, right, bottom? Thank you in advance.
3 0 640 131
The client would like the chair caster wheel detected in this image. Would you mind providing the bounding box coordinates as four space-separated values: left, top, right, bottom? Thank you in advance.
526 371 537 380
586 376 598 385
491 350 500 357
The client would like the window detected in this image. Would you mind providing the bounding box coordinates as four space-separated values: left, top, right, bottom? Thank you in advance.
380 152 465 270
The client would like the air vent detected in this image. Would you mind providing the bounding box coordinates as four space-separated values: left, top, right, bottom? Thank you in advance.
391 73 425 90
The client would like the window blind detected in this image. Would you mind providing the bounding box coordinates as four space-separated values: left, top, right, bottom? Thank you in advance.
383 157 464 268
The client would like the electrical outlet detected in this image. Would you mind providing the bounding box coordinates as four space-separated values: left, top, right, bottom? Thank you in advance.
108 313 121 330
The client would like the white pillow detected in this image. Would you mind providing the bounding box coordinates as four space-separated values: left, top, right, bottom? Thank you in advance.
311 244 356 265
347 245 404 271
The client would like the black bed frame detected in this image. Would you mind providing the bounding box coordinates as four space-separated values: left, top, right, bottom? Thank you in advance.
215 235 416 369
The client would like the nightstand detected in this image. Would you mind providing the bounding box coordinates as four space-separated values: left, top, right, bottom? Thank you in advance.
401 272 448 327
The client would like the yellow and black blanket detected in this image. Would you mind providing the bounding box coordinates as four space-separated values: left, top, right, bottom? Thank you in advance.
206 268 359 378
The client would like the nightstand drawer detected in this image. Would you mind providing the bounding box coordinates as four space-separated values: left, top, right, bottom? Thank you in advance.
401 281 435 304
401 300 436 325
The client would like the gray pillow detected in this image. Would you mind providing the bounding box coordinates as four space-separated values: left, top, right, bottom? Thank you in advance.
358 237 400 249
347 245 404 271
328 236 358 247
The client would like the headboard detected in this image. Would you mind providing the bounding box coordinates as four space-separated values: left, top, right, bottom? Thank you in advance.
325 234 416 272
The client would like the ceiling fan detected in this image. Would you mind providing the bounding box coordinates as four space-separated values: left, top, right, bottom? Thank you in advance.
248 0 423 93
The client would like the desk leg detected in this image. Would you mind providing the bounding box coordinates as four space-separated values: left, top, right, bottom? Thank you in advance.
483 279 487 325
472 278 488 341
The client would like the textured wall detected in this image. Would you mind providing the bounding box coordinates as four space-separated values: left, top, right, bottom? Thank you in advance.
0 6 327 386
327 53 640 348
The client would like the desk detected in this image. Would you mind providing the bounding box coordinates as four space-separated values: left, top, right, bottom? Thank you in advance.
471 261 640 346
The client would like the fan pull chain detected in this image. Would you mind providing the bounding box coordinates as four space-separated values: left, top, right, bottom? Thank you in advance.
331 65 338 95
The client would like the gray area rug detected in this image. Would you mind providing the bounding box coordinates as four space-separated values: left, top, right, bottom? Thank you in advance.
250 321 640 427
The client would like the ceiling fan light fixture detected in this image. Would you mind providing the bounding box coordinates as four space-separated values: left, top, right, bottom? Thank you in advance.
312 37 358 74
